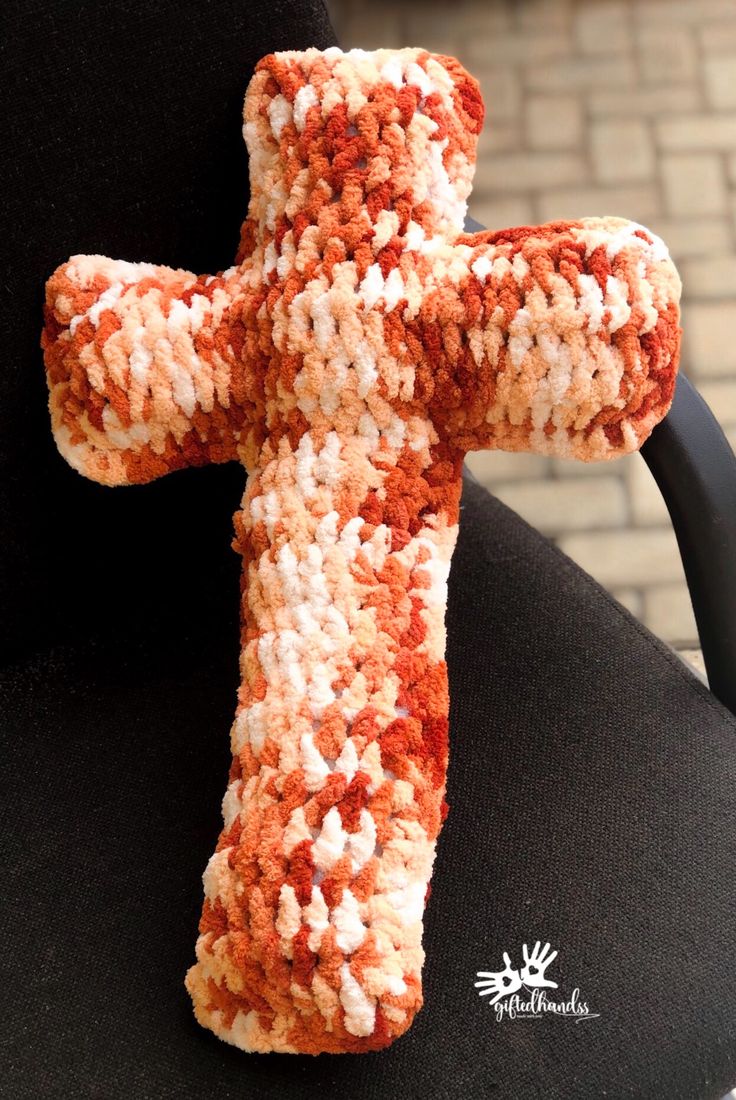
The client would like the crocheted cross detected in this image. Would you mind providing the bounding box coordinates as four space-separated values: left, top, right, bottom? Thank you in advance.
42 47 681 1055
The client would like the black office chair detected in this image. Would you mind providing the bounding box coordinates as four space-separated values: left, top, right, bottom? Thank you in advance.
3 3 736 1097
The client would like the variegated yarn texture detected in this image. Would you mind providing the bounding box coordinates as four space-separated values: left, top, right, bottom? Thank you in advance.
41 47 681 1053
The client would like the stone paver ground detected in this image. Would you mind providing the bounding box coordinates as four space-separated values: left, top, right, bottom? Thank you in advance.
328 0 736 652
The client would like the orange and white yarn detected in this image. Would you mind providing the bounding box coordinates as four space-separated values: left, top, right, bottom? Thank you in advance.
41 47 681 1054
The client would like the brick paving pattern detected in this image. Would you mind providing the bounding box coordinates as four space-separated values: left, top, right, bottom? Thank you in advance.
328 0 736 649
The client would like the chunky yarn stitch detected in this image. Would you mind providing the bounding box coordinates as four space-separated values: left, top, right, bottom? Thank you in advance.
41 47 681 1054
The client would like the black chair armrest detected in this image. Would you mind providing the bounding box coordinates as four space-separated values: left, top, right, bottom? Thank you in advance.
463 215 736 716
642 374 736 716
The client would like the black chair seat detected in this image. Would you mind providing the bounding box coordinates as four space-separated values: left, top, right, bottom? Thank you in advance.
4 1 736 1094
4 473 736 1100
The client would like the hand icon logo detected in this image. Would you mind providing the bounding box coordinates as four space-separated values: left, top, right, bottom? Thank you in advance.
519 941 558 989
474 952 523 1006
476 941 560 1005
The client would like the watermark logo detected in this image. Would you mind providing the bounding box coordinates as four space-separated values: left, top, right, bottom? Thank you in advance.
475 941 599 1022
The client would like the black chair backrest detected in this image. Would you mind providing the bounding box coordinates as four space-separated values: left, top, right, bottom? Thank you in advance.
1 0 337 664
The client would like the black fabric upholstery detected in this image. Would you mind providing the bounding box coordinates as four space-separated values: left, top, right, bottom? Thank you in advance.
4 474 736 1100
3 3 736 1098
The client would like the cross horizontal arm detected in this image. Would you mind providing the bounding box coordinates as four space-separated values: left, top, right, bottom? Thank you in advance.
406 216 681 461
42 254 254 485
